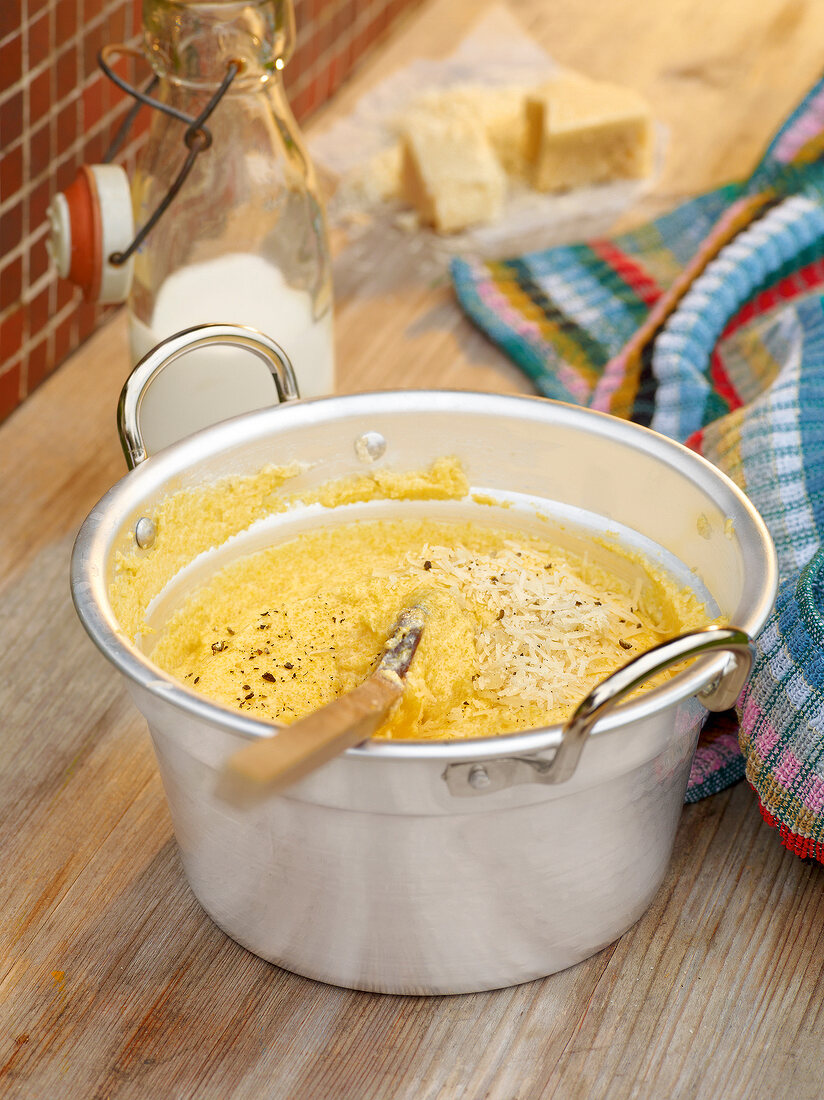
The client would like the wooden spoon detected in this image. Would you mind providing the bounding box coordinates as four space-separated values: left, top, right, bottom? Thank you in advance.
217 606 425 805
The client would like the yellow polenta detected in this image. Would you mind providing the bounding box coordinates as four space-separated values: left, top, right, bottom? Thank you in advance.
110 459 710 740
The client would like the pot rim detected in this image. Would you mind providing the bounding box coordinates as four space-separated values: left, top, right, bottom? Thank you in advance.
70 389 778 761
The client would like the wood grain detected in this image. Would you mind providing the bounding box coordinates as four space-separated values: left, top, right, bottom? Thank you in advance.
2 0 824 1097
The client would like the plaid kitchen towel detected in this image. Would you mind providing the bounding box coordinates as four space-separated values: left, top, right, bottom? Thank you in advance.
452 77 824 860
702 293 824 858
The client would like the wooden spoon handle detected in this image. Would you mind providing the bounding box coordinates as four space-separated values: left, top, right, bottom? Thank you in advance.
218 606 425 805
218 671 402 804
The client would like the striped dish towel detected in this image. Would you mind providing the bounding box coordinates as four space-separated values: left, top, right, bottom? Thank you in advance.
452 78 824 860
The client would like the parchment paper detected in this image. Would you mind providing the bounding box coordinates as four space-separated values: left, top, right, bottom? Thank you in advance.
310 5 663 276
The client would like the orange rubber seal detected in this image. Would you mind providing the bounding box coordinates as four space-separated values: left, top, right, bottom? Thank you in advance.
63 165 103 301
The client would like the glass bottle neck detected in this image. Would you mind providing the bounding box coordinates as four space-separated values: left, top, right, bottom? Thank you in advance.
142 0 295 90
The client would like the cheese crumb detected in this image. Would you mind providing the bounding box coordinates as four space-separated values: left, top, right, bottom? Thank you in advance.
340 143 403 206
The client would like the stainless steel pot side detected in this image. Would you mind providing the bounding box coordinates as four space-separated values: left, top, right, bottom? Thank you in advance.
71 325 778 994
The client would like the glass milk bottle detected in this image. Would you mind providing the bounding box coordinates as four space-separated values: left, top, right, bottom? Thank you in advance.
129 0 334 452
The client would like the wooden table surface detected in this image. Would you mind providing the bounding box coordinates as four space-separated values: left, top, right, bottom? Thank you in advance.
3 1 824 1096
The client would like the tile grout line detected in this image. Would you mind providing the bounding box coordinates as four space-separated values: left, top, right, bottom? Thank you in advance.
20 0 32 399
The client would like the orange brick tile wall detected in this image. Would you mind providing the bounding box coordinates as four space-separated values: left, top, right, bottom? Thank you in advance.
0 0 419 423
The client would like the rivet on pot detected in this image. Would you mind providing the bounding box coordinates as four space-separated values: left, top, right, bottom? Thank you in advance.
135 517 157 549
468 764 491 790
699 676 720 698
354 431 386 463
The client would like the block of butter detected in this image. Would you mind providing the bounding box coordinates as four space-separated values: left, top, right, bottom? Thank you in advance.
525 73 654 192
399 109 507 233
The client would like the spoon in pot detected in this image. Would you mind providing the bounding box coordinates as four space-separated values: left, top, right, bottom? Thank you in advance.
217 606 425 806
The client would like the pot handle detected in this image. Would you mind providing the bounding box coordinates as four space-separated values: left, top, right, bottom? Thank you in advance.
118 323 300 468
443 625 752 796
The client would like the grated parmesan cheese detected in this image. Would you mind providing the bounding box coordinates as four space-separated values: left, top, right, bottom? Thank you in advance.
402 542 671 716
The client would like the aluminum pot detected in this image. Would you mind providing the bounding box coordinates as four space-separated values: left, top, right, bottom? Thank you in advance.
71 325 778 994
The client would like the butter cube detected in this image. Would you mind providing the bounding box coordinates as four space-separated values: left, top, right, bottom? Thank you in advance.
525 74 654 192
399 110 506 233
